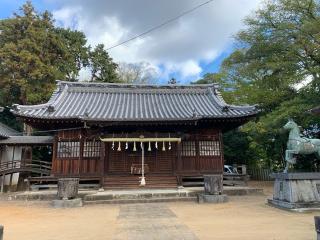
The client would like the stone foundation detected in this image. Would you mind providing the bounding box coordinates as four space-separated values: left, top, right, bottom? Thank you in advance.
51 198 83 208
268 172 320 210
197 194 228 204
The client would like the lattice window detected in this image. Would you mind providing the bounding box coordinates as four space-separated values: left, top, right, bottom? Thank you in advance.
181 141 196 156
57 141 80 158
83 141 101 158
199 141 220 156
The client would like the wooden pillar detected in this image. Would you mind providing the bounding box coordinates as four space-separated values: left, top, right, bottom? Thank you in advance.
219 130 224 174
52 135 58 175
100 142 106 188
79 132 84 176
176 142 182 186
195 134 200 172
172 142 177 174
0 174 4 193
8 174 13 192
12 145 15 165
176 141 182 172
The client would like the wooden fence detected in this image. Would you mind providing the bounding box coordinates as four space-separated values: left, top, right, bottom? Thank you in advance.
248 168 273 181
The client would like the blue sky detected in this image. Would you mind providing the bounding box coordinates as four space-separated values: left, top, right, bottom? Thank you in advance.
0 0 261 83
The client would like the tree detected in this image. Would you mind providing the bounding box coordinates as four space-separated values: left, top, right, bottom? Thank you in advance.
55 28 89 81
0 2 66 105
89 44 118 82
196 0 320 171
117 62 158 84
220 0 320 111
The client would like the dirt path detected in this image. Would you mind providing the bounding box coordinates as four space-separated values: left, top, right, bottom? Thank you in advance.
0 185 316 240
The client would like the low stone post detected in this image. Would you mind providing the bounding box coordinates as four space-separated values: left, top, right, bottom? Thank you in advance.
0 225 3 240
57 178 79 200
52 178 82 208
204 174 223 195
315 216 320 240
198 174 228 203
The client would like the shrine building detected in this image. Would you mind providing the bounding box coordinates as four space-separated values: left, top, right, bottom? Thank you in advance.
11 81 257 188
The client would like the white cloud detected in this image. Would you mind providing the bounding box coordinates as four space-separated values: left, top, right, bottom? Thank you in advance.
180 60 202 78
53 0 263 81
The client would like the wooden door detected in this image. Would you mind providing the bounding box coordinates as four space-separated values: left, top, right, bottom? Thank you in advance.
105 142 175 174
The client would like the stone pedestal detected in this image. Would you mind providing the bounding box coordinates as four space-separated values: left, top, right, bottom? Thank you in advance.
198 174 228 204
204 174 223 195
57 178 79 200
52 178 82 208
268 172 320 210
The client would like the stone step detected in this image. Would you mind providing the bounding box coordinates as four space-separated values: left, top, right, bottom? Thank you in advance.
104 175 178 189
84 196 196 205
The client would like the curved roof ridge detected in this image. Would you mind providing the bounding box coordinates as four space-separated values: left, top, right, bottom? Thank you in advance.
11 84 70 113
56 80 219 89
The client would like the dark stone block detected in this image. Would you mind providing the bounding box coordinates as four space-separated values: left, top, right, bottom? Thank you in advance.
57 178 79 200
197 194 228 204
203 174 223 195
0 225 3 240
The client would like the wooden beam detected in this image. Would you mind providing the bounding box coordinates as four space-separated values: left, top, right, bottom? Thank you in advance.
100 137 181 143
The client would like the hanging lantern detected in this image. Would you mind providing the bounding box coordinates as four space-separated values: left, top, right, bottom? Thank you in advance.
162 141 166 151
168 142 172 150
111 141 115 150
117 141 121 151
155 141 158 149
125 142 128 150
148 141 151 151
133 141 137 151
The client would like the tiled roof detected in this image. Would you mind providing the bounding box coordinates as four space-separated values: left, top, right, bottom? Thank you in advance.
12 81 258 122
0 122 20 138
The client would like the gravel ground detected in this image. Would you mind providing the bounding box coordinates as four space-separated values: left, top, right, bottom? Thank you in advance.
0 182 316 240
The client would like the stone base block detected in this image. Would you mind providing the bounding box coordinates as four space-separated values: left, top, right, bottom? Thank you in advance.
51 198 83 208
268 198 320 211
269 172 320 211
197 194 228 204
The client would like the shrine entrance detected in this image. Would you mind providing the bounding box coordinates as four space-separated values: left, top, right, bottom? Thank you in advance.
101 137 181 186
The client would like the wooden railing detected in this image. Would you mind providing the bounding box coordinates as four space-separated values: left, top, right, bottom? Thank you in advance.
0 160 52 175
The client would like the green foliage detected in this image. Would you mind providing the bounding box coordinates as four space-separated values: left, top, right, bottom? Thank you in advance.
196 0 320 171
89 44 119 82
0 2 120 107
0 108 22 131
55 28 90 81
0 2 65 105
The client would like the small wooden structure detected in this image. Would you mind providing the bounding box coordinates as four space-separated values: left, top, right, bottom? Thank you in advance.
12 81 258 189
0 123 53 192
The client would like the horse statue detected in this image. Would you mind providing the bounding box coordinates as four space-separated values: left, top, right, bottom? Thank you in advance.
283 119 320 173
